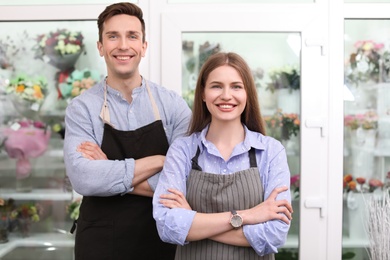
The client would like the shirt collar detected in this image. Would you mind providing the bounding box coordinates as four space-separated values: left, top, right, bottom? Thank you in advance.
199 124 266 154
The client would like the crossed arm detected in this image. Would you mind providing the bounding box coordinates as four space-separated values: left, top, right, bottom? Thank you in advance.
77 141 164 197
158 187 293 246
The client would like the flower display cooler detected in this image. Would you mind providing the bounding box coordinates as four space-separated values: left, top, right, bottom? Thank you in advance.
0 1 390 260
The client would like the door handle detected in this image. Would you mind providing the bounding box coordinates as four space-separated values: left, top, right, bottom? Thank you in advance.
304 197 326 218
305 118 327 137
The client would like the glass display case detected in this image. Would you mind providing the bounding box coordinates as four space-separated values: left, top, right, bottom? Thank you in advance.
0 19 106 259
342 19 390 260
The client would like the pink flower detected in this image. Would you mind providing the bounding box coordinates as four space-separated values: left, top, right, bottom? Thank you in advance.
291 174 300 188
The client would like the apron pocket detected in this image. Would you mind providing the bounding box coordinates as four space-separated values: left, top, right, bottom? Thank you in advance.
75 218 114 260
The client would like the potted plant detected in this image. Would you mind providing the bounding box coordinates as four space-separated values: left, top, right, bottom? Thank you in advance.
266 65 300 94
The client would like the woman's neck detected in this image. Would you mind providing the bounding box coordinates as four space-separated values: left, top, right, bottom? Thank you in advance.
206 121 245 161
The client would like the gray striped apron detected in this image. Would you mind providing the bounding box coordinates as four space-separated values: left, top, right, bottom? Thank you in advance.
175 147 274 260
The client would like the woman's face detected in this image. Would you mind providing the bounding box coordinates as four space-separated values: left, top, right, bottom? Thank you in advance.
202 65 247 124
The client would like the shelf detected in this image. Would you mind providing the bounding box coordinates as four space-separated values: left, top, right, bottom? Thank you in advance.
0 233 74 258
0 189 72 201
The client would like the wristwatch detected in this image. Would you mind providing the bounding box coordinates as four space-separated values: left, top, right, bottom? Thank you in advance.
230 210 243 229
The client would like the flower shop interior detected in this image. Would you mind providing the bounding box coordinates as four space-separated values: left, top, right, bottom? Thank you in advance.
0 0 390 259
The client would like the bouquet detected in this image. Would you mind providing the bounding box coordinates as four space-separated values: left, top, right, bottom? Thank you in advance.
6 74 47 104
33 29 84 71
3 119 51 179
10 202 42 223
9 202 43 237
264 109 300 140
66 199 81 220
0 36 17 70
58 69 100 100
344 111 378 131
345 40 384 86
343 174 383 193
266 65 300 93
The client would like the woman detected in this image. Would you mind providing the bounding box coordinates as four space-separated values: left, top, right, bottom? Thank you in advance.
153 52 293 259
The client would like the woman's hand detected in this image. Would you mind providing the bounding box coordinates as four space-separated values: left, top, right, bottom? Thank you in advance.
159 188 192 210
77 141 108 160
241 186 293 225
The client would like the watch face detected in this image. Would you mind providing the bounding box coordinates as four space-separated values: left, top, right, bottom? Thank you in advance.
231 215 243 228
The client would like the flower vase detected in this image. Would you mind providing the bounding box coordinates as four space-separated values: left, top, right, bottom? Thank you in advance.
15 166 33 192
277 88 300 114
0 214 9 243
258 88 277 110
18 217 31 237
346 192 372 240
349 128 376 180
281 135 299 156
0 69 13 90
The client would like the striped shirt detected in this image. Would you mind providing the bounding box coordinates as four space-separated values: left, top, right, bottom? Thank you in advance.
153 125 291 255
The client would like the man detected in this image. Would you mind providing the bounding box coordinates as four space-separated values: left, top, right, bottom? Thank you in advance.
63 2 191 259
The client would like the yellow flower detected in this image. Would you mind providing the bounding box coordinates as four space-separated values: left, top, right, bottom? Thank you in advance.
16 85 25 93
33 85 44 99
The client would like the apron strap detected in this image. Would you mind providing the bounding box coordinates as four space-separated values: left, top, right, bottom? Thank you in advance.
145 81 161 121
191 147 257 170
99 78 112 125
99 79 161 125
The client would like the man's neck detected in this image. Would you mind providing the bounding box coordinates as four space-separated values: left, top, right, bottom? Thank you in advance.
106 74 143 103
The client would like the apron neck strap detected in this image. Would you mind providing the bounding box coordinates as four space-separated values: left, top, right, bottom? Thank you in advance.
99 78 161 125
145 81 161 121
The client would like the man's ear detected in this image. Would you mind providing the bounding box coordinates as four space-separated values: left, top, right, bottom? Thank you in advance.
97 41 104 57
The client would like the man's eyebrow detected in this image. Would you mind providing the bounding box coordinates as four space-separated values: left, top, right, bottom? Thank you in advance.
105 31 141 35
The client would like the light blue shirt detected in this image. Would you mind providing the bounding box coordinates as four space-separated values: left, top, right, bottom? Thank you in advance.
64 78 192 196
153 125 291 256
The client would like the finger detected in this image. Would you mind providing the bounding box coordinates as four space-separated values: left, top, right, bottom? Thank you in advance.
276 200 293 213
268 186 289 200
167 188 185 198
278 207 293 220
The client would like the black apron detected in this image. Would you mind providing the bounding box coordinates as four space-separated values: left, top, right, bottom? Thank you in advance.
73 81 176 260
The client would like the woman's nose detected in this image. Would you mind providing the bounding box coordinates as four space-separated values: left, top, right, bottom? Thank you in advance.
220 88 232 100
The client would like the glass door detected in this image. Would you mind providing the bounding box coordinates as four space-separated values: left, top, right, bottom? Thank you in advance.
342 16 390 260
158 2 330 258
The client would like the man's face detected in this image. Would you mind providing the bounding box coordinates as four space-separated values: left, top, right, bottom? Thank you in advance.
97 14 147 79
